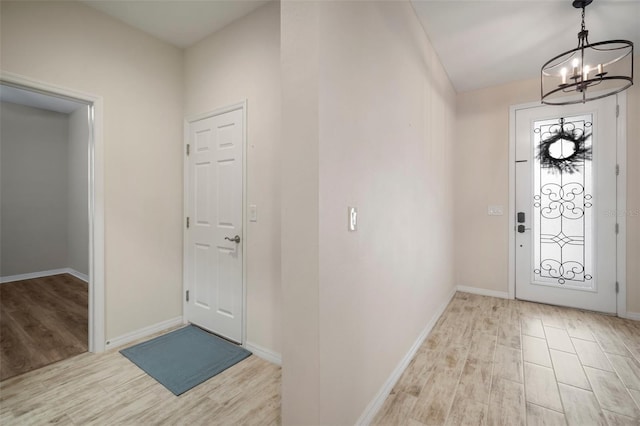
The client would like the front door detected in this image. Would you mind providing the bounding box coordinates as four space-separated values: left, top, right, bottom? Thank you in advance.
185 106 244 342
515 96 618 313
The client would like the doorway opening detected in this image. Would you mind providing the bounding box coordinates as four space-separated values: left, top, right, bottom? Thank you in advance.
0 75 105 380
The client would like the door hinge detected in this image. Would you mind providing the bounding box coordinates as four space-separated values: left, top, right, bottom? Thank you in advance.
186 144 190 156
616 104 620 117
186 290 190 302
616 164 620 176
615 282 619 293
615 223 619 234
186 217 190 228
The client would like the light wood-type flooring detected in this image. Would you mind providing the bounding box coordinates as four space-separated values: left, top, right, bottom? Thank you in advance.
0 327 281 425
374 292 640 426
0 274 88 381
2 291 639 425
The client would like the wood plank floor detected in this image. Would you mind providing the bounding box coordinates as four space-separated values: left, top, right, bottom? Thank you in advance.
373 292 640 426
0 274 88 381
3 291 639 425
0 327 281 425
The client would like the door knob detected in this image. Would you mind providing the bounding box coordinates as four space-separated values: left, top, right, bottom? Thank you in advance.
225 235 241 243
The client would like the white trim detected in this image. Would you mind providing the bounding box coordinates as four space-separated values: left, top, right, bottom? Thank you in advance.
457 285 510 299
0 268 85 284
244 341 282 366
89 99 106 353
1 269 68 283
66 268 89 283
615 92 628 318
0 72 105 352
182 114 190 331
182 115 190 333
621 312 640 321
184 101 247 124
183 100 248 345
241 101 248 347
356 286 457 425
105 316 183 350
507 96 627 315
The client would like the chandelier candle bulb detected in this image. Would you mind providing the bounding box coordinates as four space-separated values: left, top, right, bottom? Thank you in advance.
561 68 568 84
597 63 603 75
583 65 590 79
572 58 580 76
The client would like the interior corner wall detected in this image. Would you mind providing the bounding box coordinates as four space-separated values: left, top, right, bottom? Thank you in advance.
1 1 184 340
0 102 69 276
454 78 539 295
281 1 457 423
454 55 640 315
281 1 321 423
67 105 89 276
184 1 282 356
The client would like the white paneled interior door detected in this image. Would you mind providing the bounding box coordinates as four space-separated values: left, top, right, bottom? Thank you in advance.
186 106 244 343
515 96 618 313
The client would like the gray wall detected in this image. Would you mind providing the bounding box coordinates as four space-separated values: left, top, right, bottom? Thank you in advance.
67 106 89 276
1 101 88 277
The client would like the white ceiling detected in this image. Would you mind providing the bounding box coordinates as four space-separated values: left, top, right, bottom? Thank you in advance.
0 85 88 114
76 1 638 92
81 0 270 48
411 0 640 92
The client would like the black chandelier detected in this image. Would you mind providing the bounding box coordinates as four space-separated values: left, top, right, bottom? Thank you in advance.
541 0 633 105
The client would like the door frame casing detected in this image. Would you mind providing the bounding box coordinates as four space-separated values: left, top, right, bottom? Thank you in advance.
1 71 106 352
508 92 627 317
183 100 248 345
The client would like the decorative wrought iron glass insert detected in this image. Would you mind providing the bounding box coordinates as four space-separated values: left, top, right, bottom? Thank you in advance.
532 115 594 290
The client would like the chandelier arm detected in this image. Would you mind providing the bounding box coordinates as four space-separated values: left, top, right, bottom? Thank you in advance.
542 78 633 105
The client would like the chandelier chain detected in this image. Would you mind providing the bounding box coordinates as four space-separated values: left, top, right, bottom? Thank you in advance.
581 7 586 32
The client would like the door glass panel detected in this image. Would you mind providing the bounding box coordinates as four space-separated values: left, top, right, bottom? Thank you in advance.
532 114 594 290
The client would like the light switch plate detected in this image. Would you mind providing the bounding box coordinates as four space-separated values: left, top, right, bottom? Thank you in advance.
488 205 504 216
348 207 357 231
249 204 258 222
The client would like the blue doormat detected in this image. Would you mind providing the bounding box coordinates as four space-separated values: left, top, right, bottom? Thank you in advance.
120 325 251 395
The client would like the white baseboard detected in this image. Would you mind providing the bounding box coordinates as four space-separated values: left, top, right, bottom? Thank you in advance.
245 341 282 366
0 267 88 284
66 268 89 283
457 285 510 299
356 285 458 425
621 311 640 321
105 316 184 350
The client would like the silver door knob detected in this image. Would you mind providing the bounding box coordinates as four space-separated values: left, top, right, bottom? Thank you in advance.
225 235 241 243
